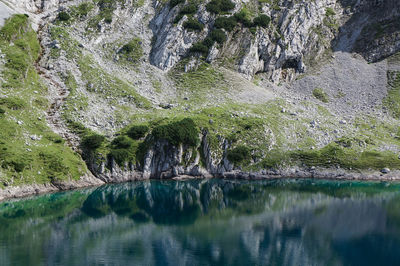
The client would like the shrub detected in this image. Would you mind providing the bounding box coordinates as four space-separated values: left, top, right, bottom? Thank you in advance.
104 13 113 24
82 134 105 150
214 16 237 32
219 0 236 11
109 149 130 165
203 37 215 47
326 7 336 17
170 0 185 8
119 38 143 62
77 3 93 17
206 0 235 14
190 42 209 54
109 136 137 165
227 145 251 164
253 14 270 27
112 136 134 149
0 108 5 115
234 11 251 26
180 3 197 15
183 19 204 31
127 125 149 140
312 88 329 103
174 3 197 23
58 11 71 21
210 29 227 44
152 118 199 146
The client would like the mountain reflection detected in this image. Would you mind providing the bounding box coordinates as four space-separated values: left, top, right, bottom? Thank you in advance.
1 179 400 266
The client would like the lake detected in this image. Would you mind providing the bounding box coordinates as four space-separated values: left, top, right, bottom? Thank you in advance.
1 178 400 266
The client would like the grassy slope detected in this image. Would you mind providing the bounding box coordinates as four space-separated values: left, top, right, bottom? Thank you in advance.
0 15 88 188
2 1 400 189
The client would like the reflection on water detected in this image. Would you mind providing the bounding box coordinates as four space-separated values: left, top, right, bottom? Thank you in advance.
1 179 400 265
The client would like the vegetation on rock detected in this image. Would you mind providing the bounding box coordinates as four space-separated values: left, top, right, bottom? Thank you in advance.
0 15 87 187
313 88 329 103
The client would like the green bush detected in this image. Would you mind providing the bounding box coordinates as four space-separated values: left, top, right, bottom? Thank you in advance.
190 42 209 54
58 11 71 21
183 19 204 31
152 118 199 146
180 3 197 15
119 38 143 62
260 150 288 169
210 29 227 44
234 9 252 27
0 108 5 115
170 0 185 8
227 145 251 164
109 136 137 166
174 3 197 23
206 0 235 14
312 88 329 103
82 134 105 150
111 136 134 149
76 3 93 17
253 14 270 27
214 16 237 32
109 149 131 165
325 7 336 17
203 37 215 47
95 0 124 24
127 125 149 139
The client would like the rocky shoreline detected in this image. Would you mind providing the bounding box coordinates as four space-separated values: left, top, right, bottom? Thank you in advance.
1 168 399 202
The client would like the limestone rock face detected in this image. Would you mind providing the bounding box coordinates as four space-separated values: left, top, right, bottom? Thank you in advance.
85 132 234 180
5 0 400 82
149 3 213 70
149 0 340 81
139 133 233 179
6 0 63 13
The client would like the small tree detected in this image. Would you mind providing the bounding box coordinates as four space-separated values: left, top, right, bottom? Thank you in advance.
190 42 209 54
214 16 237 32
183 19 204 31
210 29 227 44
58 11 71 21
253 14 271 28
82 134 105 150
127 125 149 140
227 145 251 164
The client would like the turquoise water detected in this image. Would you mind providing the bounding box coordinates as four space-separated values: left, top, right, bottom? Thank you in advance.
1 178 400 265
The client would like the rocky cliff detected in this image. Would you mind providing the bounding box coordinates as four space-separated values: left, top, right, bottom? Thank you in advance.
0 0 400 196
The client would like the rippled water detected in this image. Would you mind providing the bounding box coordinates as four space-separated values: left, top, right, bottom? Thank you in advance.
1 178 400 265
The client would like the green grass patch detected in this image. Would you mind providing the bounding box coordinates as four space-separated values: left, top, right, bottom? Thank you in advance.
0 15 88 186
312 88 329 103
118 38 143 64
152 118 199 146
384 71 400 118
78 55 151 108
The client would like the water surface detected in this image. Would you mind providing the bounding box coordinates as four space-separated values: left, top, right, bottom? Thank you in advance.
1 178 400 265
